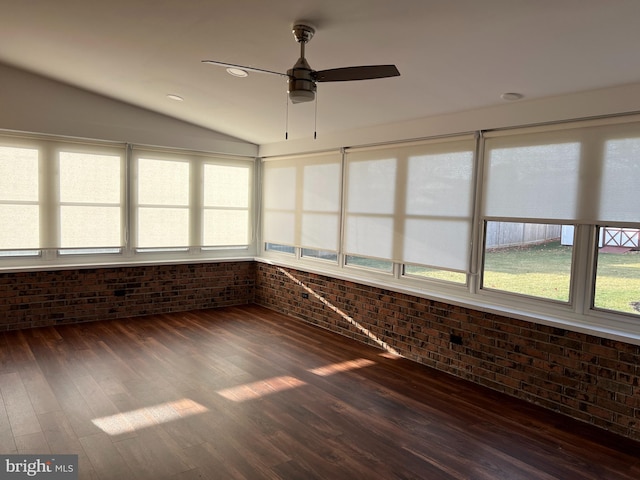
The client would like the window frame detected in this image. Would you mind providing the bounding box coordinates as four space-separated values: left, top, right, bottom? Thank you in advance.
0 132 257 270
478 219 577 305
591 223 640 318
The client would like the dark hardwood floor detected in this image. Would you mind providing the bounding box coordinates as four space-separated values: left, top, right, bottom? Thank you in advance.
0 304 638 479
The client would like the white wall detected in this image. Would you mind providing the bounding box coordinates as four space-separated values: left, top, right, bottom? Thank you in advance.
259 82 640 157
0 63 257 157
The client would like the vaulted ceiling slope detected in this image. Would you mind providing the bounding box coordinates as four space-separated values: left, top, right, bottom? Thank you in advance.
2 0 640 153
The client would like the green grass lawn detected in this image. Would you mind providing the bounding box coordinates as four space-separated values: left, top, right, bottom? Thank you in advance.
483 241 573 301
483 240 640 315
348 242 640 316
593 250 640 315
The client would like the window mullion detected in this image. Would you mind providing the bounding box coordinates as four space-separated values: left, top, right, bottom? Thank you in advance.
338 148 346 268
469 132 484 294
124 144 133 257
571 223 596 315
294 161 304 250
393 152 408 265
39 143 59 257
190 157 203 253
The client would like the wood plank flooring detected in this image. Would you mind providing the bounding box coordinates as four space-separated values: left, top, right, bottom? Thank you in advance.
0 304 638 479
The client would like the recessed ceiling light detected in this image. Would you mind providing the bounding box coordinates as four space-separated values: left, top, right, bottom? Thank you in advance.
501 92 524 101
226 67 248 78
166 94 184 101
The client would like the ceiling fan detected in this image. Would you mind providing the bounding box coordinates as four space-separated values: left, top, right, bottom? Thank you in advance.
202 23 400 104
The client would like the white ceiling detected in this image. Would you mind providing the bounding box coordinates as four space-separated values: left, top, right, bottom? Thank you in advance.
2 0 640 146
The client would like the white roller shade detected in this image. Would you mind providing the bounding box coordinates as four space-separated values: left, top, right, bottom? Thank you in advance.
483 116 640 224
301 161 341 249
203 164 251 246
599 136 640 223
137 157 190 248
345 136 476 271
404 149 474 270
344 156 396 260
59 151 123 248
483 130 581 221
0 145 40 249
263 151 341 250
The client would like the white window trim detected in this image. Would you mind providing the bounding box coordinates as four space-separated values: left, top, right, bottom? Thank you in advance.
0 132 258 270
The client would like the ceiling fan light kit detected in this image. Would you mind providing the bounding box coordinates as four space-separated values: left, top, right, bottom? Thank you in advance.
226 67 248 77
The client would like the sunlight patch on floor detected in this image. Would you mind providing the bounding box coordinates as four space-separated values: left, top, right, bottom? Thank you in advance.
379 351 402 360
92 398 208 436
309 358 376 376
217 359 379 402
216 376 306 402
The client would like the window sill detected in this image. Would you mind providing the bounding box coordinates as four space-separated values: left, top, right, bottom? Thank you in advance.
0 251 255 274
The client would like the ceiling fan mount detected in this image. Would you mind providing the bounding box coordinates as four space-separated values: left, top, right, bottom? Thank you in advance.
203 23 400 104
292 23 315 44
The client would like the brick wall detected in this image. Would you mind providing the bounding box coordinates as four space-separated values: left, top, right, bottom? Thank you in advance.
0 261 255 330
255 263 640 441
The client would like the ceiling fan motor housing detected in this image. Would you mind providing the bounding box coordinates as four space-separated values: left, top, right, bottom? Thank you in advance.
287 58 316 103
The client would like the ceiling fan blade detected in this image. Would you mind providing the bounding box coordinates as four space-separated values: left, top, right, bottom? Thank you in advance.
202 60 288 77
314 65 400 82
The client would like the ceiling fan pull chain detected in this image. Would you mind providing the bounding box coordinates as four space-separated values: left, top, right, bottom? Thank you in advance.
285 89 290 140
314 90 318 140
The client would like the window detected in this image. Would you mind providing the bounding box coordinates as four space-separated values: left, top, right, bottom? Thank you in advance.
481 130 584 301
344 137 475 273
203 164 250 247
263 152 341 257
345 255 393 272
301 160 341 252
136 157 190 249
263 163 296 249
482 221 573 301
262 138 476 277
0 133 254 266
403 265 466 284
593 227 640 316
482 141 581 221
265 243 295 254
598 136 640 223
0 134 125 257
301 249 338 262
133 148 253 252
482 117 640 316
59 150 122 253
344 155 396 261
591 134 640 317
0 144 40 252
